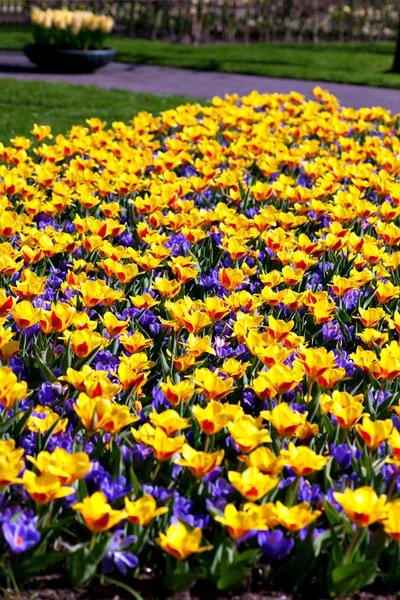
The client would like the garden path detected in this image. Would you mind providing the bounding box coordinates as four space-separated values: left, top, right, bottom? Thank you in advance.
0 50 400 112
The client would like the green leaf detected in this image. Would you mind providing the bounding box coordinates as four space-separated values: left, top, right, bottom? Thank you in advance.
41 415 65 450
166 566 205 592
336 306 352 325
33 346 57 383
0 410 24 434
159 351 170 378
294 525 317 587
13 552 66 580
216 565 248 591
61 337 72 372
331 561 377 595
231 548 261 566
10 406 33 437
322 499 342 526
69 547 97 587
313 527 338 557
366 528 387 560
100 575 144 600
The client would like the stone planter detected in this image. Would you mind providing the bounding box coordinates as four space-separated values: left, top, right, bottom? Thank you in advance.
23 44 116 73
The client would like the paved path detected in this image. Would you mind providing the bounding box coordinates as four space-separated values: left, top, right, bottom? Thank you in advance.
1 50 400 112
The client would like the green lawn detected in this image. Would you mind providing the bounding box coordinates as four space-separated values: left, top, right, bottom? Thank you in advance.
1 25 400 88
0 78 195 143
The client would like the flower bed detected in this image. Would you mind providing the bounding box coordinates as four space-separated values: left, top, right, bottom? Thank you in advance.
0 89 400 597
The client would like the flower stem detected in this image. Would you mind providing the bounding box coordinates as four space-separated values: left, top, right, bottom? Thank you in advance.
152 461 161 481
387 468 399 500
344 527 361 564
289 476 300 506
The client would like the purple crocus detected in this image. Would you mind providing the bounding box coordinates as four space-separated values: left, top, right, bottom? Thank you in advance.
330 444 361 469
102 530 138 576
2 514 40 553
257 529 294 560
102 475 133 502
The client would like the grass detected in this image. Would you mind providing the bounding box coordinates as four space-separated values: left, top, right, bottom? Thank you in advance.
1 25 400 88
0 78 195 143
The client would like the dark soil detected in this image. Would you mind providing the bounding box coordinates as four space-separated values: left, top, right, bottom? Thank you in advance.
2 580 400 600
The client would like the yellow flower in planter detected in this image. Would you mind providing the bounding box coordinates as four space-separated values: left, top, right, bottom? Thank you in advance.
130 293 160 310
358 307 387 328
387 428 400 463
0 290 15 317
376 281 400 304
79 279 109 308
251 342 292 369
203 296 230 321
151 428 185 462
117 363 149 395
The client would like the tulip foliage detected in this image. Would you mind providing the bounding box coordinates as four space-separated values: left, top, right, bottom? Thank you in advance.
30 8 114 50
1 89 400 596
